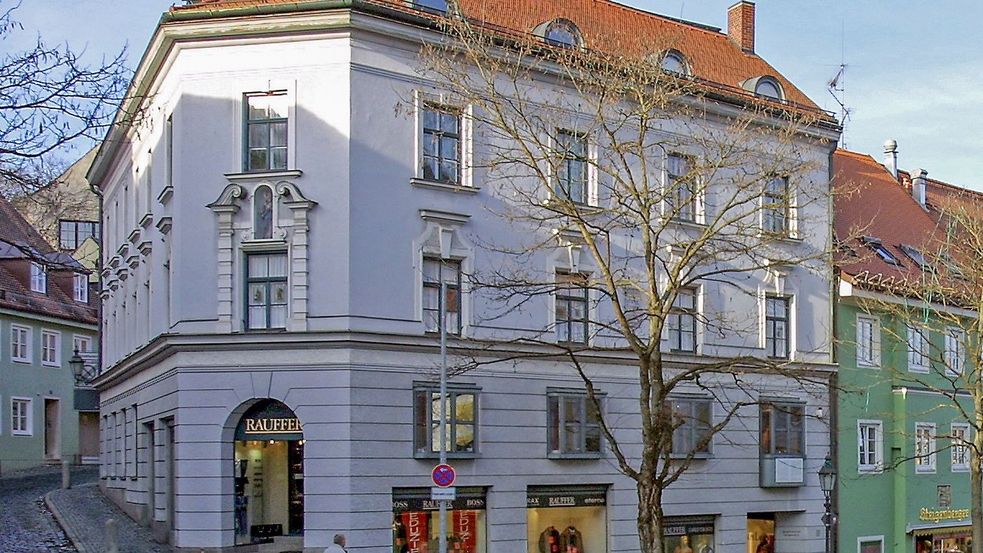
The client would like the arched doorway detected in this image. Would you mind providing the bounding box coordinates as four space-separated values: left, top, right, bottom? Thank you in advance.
233 399 304 546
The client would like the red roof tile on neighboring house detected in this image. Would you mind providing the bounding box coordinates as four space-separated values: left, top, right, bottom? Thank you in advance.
170 0 822 110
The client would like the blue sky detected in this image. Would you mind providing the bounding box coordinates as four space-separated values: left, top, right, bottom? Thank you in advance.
9 1 982 188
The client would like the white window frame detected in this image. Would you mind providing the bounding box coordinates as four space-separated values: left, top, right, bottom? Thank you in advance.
907 324 930 373
915 422 937 474
951 422 971 472
547 389 604 459
413 91 473 188
944 327 965 376
856 315 880 368
73 273 89 302
664 152 704 224
41 329 61 367
857 535 884 553
554 270 591 345
10 325 31 363
30 262 47 293
550 128 597 206
857 419 883 473
11 397 32 436
73 335 93 354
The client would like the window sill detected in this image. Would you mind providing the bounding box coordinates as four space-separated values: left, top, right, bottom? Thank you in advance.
42 363 60 369
244 328 288 334
548 452 603 460
915 468 937 475
757 231 804 244
857 362 880 369
411 178 480 194
11 432 32 437
952 467 970 473
240 239 288 253
908 366 930 374
670 453 712 460
226 169 303 181
414 452 478 460
12 358 31 365
858 467 883 475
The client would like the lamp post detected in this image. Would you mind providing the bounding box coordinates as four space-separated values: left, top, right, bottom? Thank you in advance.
69 349 87 385
818 454 837 553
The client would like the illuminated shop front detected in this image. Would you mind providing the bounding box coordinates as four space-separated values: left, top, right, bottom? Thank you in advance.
663 516 715 553
526 485 608 553
233 400 304 545
392 487 487 553
747 514 775 553
912 507 972 553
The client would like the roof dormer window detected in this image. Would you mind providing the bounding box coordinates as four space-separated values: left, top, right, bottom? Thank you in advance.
754 77 783 101
659 50 690 76
412 0 448 14
542 19 582 49
30 261 47 293
861 236 901 266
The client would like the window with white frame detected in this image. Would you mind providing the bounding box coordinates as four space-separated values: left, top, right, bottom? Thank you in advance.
951 423 971 472
666 154 696 222
10 325 30 363
41 330 60 367
670 397 713 456
73 335 92 354
907 324 930 372
555 130 589 204
11 398 31 436
547 390 603 458
421 104 461 185
858 536 884 553
668 287 697 353
244 91 288 172
856 315 879 367
944 327 965 376
245 253 288 330
857 420 883 473
413 384 477 458
765 295 790 359
422 257 462 335
762 176 789 235
915 423 936 473
73 273 88 303
30 262 47 293
556 272 589 344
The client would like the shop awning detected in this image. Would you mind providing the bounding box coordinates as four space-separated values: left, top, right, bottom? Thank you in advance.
907 522 972 538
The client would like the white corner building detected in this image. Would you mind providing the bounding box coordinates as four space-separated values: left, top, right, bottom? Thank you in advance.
89 1 841 551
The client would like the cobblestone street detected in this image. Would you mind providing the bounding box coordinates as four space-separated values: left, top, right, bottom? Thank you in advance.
0 466 91 553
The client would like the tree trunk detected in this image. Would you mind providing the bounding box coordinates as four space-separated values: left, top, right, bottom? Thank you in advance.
637 480 665 553
973 434 983 553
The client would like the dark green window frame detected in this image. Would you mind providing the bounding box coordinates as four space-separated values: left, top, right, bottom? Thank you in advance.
244 91 288 173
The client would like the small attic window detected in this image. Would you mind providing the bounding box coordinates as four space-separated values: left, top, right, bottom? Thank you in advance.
861 236 901 266
543 19 582 49
412 0 448 14
659 50 690 76
899 244 934 272
751 76 784 101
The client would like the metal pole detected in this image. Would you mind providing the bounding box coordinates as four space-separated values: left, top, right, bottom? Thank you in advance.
823 494 831 553
438 260 448 553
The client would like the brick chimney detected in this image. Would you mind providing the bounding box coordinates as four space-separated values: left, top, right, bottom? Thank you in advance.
728 1 756 53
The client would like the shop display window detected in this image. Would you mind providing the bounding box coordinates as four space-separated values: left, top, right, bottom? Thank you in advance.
393 487 487 553
526 485 608 553
663 516 715 553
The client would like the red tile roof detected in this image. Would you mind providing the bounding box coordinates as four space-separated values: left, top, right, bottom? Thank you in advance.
170 0 824 112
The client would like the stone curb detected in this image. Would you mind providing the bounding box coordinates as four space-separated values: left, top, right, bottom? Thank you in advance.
45 483 98 553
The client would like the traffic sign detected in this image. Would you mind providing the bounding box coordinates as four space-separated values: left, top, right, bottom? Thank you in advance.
431 486 456 501
431 464 456 488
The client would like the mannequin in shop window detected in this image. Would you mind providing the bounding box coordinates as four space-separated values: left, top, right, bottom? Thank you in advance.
673 536 693 553
561 525 584 553
540 526 562 553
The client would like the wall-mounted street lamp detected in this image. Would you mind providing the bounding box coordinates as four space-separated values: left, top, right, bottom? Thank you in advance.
69 349 96 385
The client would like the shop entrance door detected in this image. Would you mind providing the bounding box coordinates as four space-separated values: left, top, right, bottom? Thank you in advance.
233 400 304 546
747 513 775 553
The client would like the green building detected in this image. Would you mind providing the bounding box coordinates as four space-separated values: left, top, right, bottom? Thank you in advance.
833 148 975 553
0 198 99 473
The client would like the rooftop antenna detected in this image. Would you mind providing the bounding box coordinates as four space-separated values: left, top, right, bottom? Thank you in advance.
827 17 851 148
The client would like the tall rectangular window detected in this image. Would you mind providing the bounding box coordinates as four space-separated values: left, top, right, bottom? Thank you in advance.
762 176 788 235
907 325 930 372
951 423 971 472
74 273 89 303
556 272 589 344
547 390 602 457
856 316 879 367
857 420 883 472
944 327 965 376
11 398 31 436
668 287 697 353
73 335 92 353
670 397 712 456
41 330 60 367
30 262 47 293
859 538 884 553
58 220 100 250
666 154 695 221
246 253 288 330
11 325 30 363
422 258 462 335
413 385 477 458
555 130 588 204
421 104 461 184
760 402 804 456
915 423 936 473
245 91 288 172
765 296 790 359
165 114 174 187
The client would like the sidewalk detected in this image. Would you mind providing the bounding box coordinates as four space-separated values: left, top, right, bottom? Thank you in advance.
46 482 172 553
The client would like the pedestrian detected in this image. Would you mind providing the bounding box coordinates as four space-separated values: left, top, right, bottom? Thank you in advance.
324 533 347 553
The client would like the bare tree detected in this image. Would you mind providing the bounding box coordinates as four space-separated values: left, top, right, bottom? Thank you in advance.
0 1 128 198
416 14 840 553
